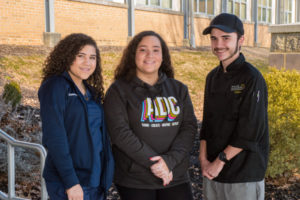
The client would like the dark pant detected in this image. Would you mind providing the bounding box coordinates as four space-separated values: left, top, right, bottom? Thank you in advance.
116 182 193 200
46 181 105 200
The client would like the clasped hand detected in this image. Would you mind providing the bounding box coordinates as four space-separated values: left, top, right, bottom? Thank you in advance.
200 158 225 180
66 184 84 200
150 156 173 186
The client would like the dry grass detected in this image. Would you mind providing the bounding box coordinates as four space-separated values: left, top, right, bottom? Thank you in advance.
0 47 269 120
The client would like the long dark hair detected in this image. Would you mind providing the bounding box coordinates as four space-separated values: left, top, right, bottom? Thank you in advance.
114 31 174 81
42 33 104 102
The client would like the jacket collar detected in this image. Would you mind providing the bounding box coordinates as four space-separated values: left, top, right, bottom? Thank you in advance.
62 71 74 82
218 53 245 74
61 71 97 101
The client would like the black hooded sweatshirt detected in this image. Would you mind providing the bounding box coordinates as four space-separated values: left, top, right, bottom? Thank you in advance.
104 73 197 189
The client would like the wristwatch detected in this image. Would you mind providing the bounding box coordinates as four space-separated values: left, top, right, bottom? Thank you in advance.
218 151 229 163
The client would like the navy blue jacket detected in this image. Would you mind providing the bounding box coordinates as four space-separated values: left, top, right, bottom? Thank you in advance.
38 71 114 191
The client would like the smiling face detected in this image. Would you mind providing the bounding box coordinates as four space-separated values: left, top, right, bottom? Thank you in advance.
210 28 244 70
68 44 97 86
135 35 163 83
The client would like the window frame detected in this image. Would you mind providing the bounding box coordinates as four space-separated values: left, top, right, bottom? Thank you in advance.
283 0 293 24
193 0 215 15
227 0 247 20
257 0 272 23
136 0 173 10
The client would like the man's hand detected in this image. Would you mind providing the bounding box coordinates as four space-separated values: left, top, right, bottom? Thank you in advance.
150 156 173 186
199 157 214 180
205 158 225 180
66 184 84 200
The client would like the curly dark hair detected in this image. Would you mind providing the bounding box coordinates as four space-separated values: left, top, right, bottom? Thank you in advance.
42 33 104 102
114 31 174 81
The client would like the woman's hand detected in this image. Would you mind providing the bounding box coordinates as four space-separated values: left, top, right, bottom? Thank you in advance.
66 184 84 200
150 156 173 186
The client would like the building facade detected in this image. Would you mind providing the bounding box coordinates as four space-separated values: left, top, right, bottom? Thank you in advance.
0 0 299 48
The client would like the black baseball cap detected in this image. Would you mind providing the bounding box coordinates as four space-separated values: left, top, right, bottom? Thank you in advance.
202 13 244 35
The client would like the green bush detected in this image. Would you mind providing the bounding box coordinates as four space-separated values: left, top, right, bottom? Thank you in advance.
265 68 300 178
2 81 22 109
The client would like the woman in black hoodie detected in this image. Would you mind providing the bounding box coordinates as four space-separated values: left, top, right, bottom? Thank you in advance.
104 31 197 200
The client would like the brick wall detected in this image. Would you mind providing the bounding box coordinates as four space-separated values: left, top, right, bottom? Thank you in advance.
0 0 272 48
194 17 211 47
257 24 271 48
54 0 128 46
135 9 184 46
0 0 45 45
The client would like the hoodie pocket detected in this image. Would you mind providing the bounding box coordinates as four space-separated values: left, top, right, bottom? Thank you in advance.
128 162 149 175
112 146 131 171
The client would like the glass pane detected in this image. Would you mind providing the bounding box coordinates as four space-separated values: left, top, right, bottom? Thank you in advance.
136 0 147 5
162 0 172 9
258 7 262 21
267 9 271 23
234 2 240 17
262 7 266 21
288 13 292 23
263 0 267 6
194 0 197 12
241 3 246 19
258 0 262 5
150 0 159 6
268 0 272 7
288 0 292 11
227 1 233 13
284 0 288 10
207 0 214 14
199 0 205 12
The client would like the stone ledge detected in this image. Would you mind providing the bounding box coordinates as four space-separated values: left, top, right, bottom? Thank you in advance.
269 24 300 33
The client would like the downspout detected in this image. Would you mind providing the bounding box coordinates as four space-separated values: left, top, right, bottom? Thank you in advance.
253 0 258 46
189 0 195 48
44 0 60 47
183 0 189 41
222 0 227 13
128 0 135 38
45 0 55 32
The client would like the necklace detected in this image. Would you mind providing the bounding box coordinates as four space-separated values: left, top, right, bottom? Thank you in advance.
84 93 89 101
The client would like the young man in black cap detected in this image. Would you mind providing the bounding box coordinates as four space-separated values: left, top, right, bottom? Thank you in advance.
198 13 269 200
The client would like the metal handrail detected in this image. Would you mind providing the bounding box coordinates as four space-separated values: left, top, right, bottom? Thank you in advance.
0 129 48 200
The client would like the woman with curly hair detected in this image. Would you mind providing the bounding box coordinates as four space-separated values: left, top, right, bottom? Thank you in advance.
104 31 197 200
38 33 114 200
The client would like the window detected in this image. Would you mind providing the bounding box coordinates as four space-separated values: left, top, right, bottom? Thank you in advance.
283 0 292 24
297 0 300 22
227 0 247 20
194 0 214 15
258 0 272 23
136 0 173 9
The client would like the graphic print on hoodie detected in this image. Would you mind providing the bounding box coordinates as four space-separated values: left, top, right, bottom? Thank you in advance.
140 96 180 127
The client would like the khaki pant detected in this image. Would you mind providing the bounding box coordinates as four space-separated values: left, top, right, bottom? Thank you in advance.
203 177 265 200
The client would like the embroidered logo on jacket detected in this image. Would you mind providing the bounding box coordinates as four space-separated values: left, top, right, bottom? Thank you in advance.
231 84 245 94
68 93 78 96
140 97 180 127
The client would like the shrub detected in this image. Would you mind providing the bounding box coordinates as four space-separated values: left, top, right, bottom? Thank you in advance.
265 68 300 178
2 81 22 109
